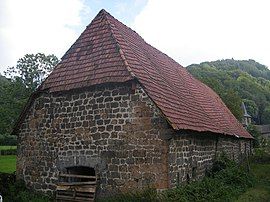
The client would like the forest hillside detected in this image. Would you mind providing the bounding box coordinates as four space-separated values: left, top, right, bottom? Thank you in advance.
187 59 270 124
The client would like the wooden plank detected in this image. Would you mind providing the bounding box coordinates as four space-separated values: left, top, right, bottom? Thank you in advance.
75 192 95 197
56 185 96 192
56 197 94 202
56 173 97 201
56 195 95 201
59 173 97 179
57 181 96 186
56 190 95 196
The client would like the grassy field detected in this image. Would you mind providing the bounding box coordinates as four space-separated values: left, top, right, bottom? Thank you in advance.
0 155 16 173
236 163 270 201
0 145 17 150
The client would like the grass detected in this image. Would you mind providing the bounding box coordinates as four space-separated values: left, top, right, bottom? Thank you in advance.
235 163 270 202
0 145 17 150
0 155 16 173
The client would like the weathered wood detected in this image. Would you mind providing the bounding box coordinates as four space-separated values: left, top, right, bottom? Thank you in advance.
57 181 96 186
56 194 95 201
56 173 97 201
56 185 96 192
56 192 95 198
59 173 97 180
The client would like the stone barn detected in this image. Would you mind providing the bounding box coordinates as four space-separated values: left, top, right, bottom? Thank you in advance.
14 9 253 199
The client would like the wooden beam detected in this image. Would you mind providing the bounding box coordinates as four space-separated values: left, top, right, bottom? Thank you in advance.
59 173 97 179
57 181 96 186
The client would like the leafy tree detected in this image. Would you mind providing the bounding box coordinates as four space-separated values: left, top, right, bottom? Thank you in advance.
243 99 258 119
247 124 261 147
5 53 59 90
262 105 270 124
220 89 243 121
0 77 30 136
0 53 59 139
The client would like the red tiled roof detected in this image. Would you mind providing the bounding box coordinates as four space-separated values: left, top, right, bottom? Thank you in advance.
41 9 252 139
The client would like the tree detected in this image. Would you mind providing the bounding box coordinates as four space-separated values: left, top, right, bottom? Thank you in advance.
243 99 258 120
221 89 243 121
0 53 59 138
5 53 59 91
0 77 29 135
262 105 270 124
247 124 261 147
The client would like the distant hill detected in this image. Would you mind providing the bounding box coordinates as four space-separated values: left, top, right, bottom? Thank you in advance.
187 59 270 124
195 59 270 80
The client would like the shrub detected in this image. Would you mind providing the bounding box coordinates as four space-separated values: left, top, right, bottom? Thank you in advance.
0 172 51 202
247 124 263 148
161 156 255 201
0 134 17 146
0 149 17 155
251 148 270 164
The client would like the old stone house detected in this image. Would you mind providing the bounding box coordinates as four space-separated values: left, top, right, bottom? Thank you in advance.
14 9 253 198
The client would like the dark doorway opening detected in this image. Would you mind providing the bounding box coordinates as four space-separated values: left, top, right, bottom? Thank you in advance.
65 166 95 182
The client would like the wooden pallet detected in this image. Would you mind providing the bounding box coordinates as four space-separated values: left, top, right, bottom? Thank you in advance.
56 174 97 202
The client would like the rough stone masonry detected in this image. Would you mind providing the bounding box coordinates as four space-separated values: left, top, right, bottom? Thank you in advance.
16 81 252 197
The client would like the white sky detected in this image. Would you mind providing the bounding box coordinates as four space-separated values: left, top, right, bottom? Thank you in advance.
0 0 269 73
0 0 89 73
133 0 270 68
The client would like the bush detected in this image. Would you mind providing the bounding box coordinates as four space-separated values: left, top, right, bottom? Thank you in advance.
247 125 263 148
0 172 16 196
0 149 17 155
210 152 236 174
251 148 270 164
161 155 255 201
162 168 254 201
0 172 51 202
0 134 17 146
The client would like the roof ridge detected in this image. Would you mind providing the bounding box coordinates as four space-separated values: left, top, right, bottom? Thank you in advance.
102 11 135 79
104 12 155 81
103 12 189 129
106 19 215 131
102 11 186 129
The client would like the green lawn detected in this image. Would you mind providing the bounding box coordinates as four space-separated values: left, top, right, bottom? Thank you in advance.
0 145 17 150
0 155 16 173
236 163 270 202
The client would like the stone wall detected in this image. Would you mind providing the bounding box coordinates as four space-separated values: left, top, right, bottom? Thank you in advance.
16 81 172 197
16 80 252 198
168 132 252 188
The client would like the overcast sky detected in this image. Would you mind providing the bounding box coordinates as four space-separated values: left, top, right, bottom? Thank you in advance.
0 0 269 74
